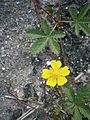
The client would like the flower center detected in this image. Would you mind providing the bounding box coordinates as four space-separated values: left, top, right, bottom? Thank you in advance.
52 70 60 78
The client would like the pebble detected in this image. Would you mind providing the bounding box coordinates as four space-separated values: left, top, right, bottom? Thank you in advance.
46 61 51 66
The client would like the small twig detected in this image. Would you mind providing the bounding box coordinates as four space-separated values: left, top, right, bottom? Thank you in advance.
60 20 73 23
41 6 73 24
4 82 42 109
5 95 17 100
58 0 61 15
60 39 69 66
17 106 39 120
75 72 84 81
49 23 58 35
40 6 57 23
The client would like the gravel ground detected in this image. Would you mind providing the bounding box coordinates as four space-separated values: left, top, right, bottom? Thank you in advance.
0 0 53 120
0 0 90 120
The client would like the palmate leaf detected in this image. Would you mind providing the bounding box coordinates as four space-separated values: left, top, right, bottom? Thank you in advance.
41 20 52 35
76 83 90 102
49 39 60 55
65 101 75 113
69 7 77 20
69 3 90 36
27 19 65 55
26 29 46 38
50 31 65 38
64 86 75 102
79 17 90 23
79 23 90 36
64 84 90 119
78 3 90 20
73 107 82 120
79 105 90 119
31 38 48 54
64 84 90 120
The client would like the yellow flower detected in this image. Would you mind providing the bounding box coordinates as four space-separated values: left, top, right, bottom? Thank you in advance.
41 60 70 87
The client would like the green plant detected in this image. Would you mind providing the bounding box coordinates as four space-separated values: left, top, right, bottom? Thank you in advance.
26 2 90 119
69 3 90 36
63 83 90 120
26 20 65 55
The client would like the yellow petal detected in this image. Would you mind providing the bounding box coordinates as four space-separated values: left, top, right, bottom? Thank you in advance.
57 77 68 86
46 77 56 87
59 66 70 76
42 69 51 79
51 60 62 70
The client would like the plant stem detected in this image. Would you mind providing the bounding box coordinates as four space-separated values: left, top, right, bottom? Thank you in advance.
57 0 61 21
40 7 73 24
49 23 58 35
60 20 73 23
32 0 41 22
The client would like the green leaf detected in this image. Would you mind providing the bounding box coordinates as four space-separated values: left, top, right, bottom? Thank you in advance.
75 22 80 36
79 18 90 23
64 86 75 102
31 38 48 54
73 107 82 120
65 101 75 112
26 29 46 38
49 39 60 55
41 19 52 34
76 83 90 102
50 31 65 38
79 23 90 36
69 7 77 20
79 105 90 119
78 3 90 20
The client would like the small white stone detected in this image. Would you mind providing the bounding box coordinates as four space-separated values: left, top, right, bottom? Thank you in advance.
7 35 9 38
85 36 89 39
37 77 39 79
5 41 8 44
27 106 30 108
28 10 31 13
46 61 51 66
65 7 68 9
16 1 20 4
43 81 45 84
58 57 61 59
37 91 41 96
37 24 40 27
17 45 19 48
1 47 4 50
87 69 90 73
36 58 39 62
80 59 83 62
2 67 5 70
16 88 24 98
